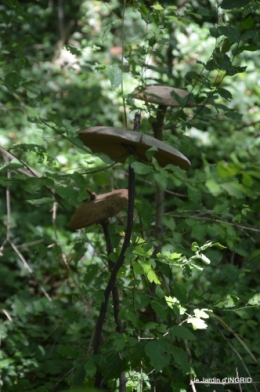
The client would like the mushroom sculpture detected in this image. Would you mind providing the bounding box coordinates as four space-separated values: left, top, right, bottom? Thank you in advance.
69 189 128 230
132 85 196 108
132 85 195 253
78 126 190 170
71 90 193 389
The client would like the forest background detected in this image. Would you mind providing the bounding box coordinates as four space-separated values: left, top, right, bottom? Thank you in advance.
0 0 260 391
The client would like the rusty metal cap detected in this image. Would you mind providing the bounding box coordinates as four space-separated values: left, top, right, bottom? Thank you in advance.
69 189 128 230
78 127 190 170
132 85 196 107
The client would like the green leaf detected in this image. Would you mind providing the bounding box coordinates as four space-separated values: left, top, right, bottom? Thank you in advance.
58 344 76 358
93 172 110 186
145 146 158 161
220 182 245 198
218 26 240 42
171 346 189 372
4 72 23 91
187 317 208 330
131 162 152 175
221 0 252 10
83 265 99 286
112 332 125 351
237 44 258 54
242 173 253 187
248 293 260 306
240 15 254 30
170 326 197 340
26 197 53 206
21 178 54 193
147 269 161 284
162 216 176 231
169 253 182 260
151 3 164 11
205 179 222 196
154 172 167 190
106 65 122 89
224 111 243 121
0 10 11 24
170 89 191 106
217 161 240 178
215 294 239 308
0 162 24 172
194 309 210 318
166 15 188 26
217 87 233 101
145 340 171 371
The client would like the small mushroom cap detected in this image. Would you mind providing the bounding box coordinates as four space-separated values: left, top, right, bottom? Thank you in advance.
132 85 196 107
69 189 128 230
79 127 190 170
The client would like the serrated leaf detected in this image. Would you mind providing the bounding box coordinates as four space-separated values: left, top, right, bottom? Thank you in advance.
215 294 239 308
165 296 179 309
187 317 208 330
145 340 171 371
171 346 189 372
147 269 161 284
84 355 97 378
170 326 197 340
194 309 210 319
112 332 125 351
169 252 182 260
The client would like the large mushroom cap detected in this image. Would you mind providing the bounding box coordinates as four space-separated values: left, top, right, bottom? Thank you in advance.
69 189 128 230
79 126 190 170
132 85 196 107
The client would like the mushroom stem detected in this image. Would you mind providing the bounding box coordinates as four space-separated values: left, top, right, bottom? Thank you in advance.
101 220 122 334
93 162 135 390
150 104 167 254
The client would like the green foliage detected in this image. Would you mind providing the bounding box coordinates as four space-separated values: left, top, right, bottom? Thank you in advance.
1 0 260 391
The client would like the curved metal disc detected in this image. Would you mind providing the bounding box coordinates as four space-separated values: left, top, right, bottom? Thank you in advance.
69 189 128 230
132 85 196 107
79 127 190 169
